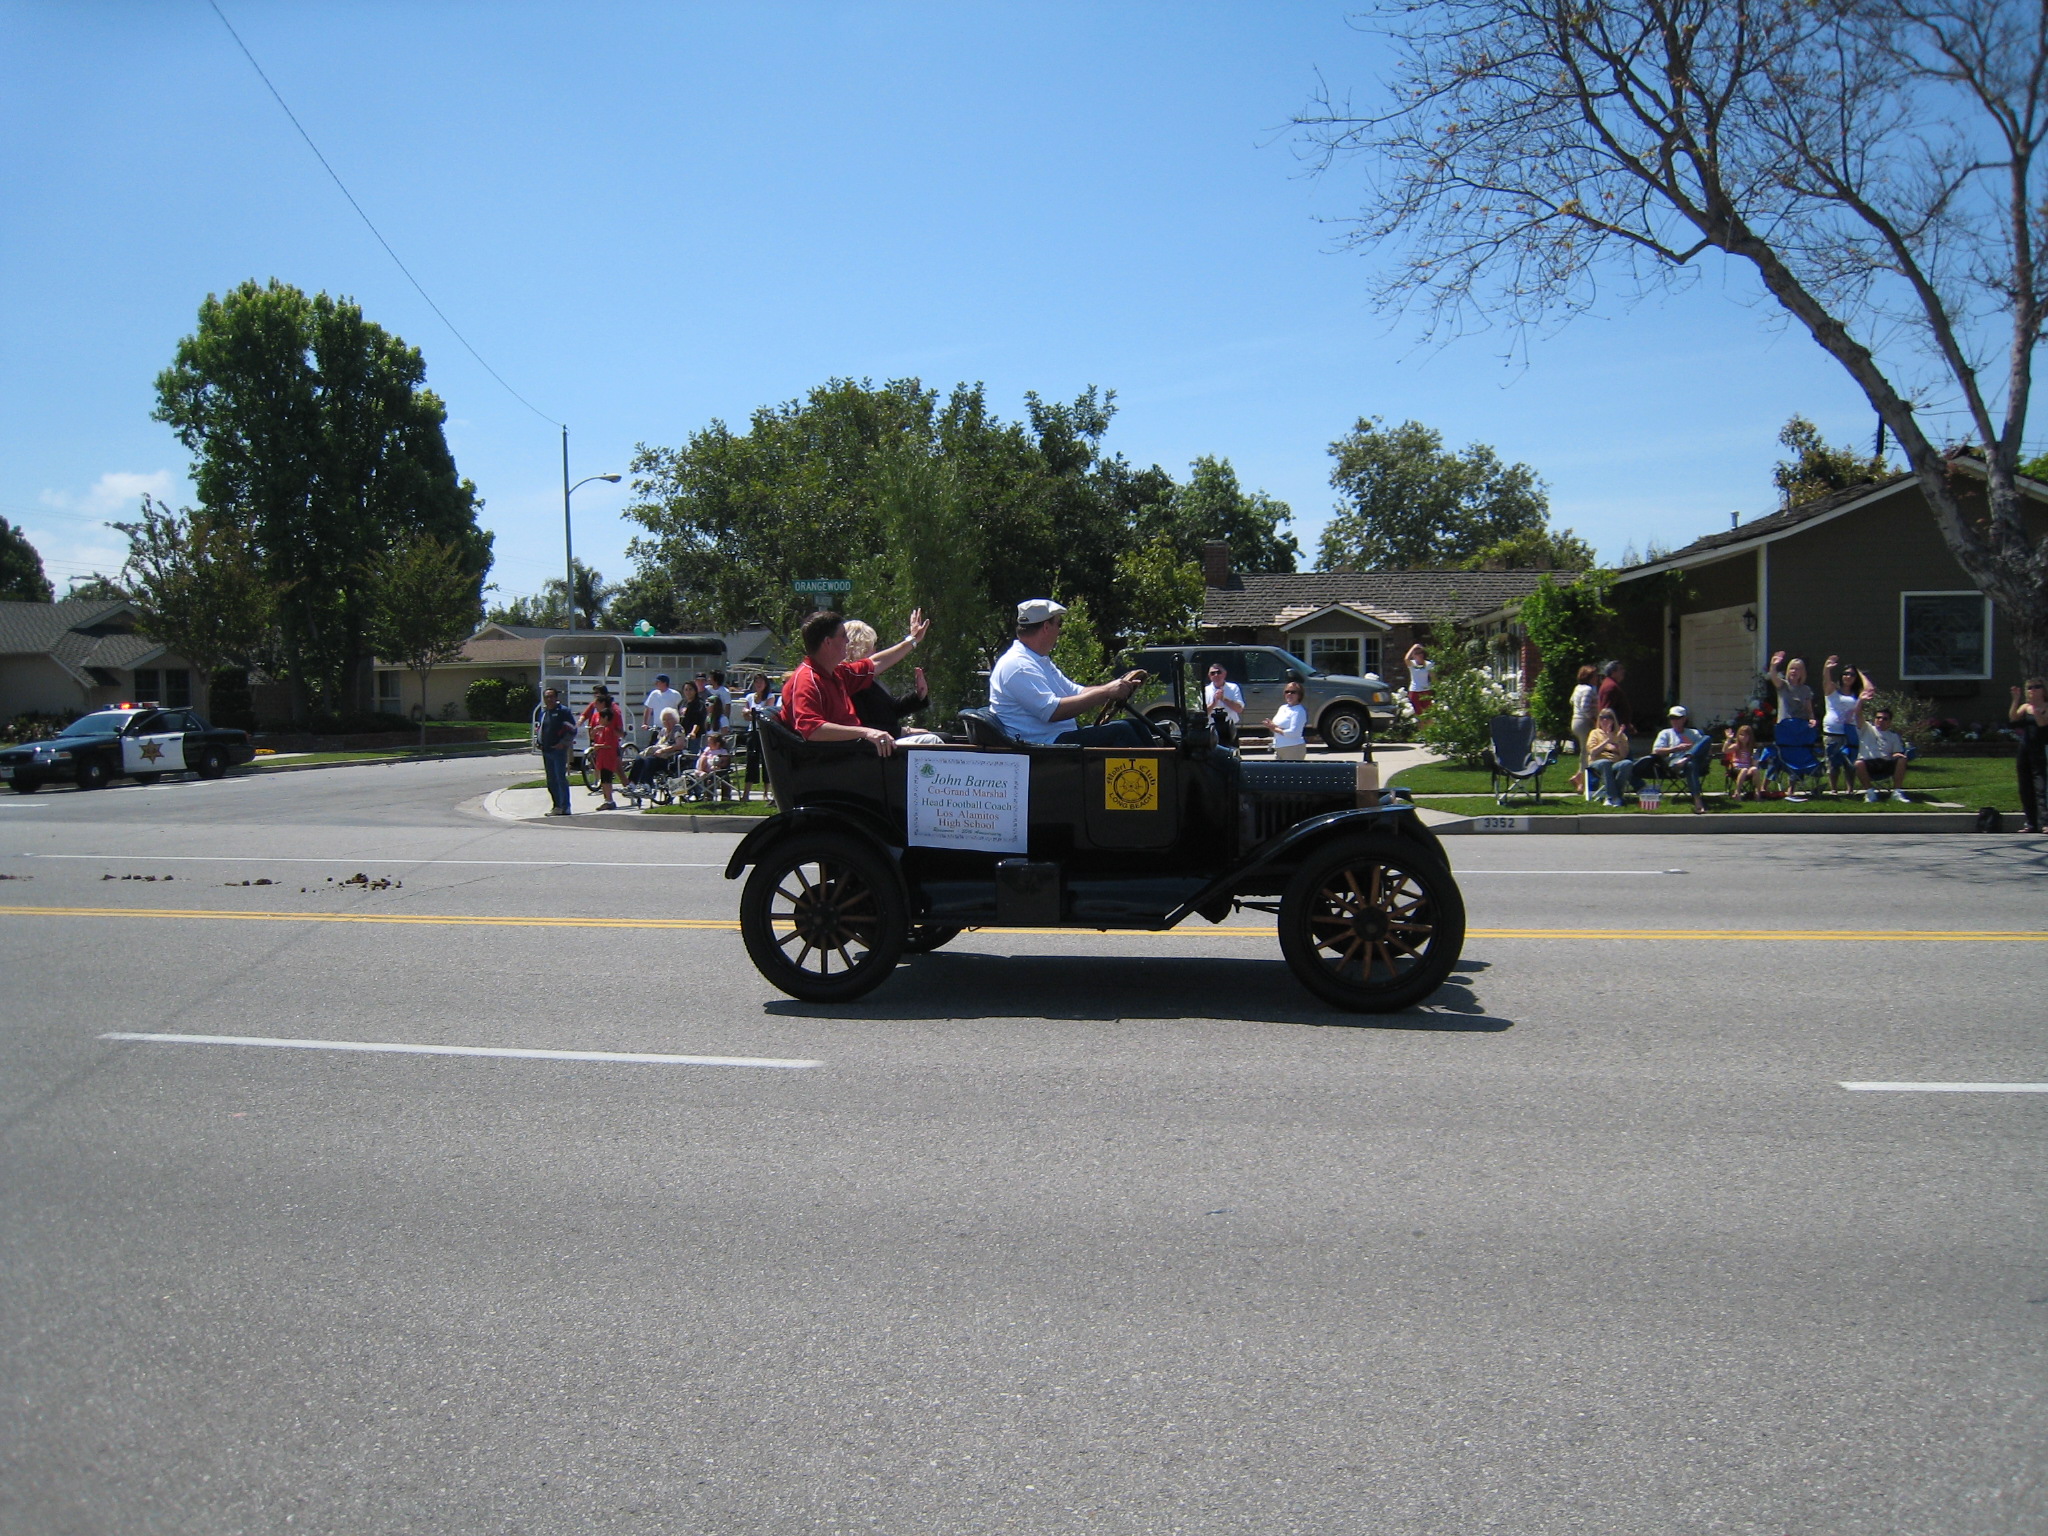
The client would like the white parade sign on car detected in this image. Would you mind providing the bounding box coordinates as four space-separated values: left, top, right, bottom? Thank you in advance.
906 750 1028 853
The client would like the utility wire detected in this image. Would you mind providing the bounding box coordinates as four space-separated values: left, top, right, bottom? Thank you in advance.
205 0 560 428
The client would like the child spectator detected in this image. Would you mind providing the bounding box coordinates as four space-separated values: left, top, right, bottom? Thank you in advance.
1727 723 1762 802
1767 651 1816 725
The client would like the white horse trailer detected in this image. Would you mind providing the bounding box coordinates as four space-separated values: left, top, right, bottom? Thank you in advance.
536 632 728 758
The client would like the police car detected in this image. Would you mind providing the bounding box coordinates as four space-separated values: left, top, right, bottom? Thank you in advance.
0 705 255 793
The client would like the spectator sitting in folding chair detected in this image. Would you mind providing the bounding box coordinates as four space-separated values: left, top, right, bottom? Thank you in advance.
1583 708 1635 807
1647 705 1714 815
1854 707 1915 803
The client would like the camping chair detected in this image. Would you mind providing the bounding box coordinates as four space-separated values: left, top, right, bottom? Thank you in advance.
1761 717 1827 800
1482 714 1558 806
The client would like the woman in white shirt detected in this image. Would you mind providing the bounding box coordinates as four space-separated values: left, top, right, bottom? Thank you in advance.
1820 655 1876 793
1568 662 1599 796
1270 680 1309 761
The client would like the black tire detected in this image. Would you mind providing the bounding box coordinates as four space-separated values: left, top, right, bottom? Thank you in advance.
1319 704 1369 751
75 758 109 790
579 754 598 791
740 833 908 1002
1278 832 1464 1012
10 779 40 794
194 747 227 780
901 924 962 955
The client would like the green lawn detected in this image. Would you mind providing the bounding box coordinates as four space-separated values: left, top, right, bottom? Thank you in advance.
426 721 532 742
645 799 775 818
251 740 529 769
1386 754 2022 815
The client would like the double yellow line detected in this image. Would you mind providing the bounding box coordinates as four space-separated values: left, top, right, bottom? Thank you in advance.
0 905 2041 942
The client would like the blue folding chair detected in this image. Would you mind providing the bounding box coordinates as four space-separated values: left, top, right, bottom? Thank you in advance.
1762 717 1827 799
1482 714 1558 806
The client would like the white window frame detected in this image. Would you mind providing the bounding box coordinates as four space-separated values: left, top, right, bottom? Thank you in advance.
1899 590 1992 680
1300 633 1365 676
376 671 404 711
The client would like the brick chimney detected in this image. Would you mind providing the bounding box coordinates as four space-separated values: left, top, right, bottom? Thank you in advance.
1201 541 1232 588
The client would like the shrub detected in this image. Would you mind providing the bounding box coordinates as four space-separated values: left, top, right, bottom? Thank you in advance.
503 683 538 722
465 676 504 720
1417 667 1522 765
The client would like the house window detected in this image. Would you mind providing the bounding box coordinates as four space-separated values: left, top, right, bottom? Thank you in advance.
1301 635 1378 676
164 669 191 708
132 669 159 702
377 672 404 712
1900 592 1991 679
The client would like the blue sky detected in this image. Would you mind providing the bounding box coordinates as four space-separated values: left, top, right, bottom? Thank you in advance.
2 1 1922 602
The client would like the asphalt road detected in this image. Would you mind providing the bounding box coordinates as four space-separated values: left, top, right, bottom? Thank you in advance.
1 759 2042 1535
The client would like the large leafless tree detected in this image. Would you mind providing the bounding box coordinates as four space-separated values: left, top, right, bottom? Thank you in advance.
1298 0 2048 672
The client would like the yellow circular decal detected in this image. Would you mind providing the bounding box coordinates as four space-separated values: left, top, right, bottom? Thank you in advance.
1105 757 1160 812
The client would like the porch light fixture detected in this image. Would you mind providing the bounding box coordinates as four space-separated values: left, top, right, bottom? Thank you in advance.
1742 607 1758 632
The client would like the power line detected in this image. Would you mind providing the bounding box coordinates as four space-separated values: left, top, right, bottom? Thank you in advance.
205 0 560 429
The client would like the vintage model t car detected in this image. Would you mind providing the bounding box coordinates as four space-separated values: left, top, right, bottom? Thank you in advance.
728 655 1464 1012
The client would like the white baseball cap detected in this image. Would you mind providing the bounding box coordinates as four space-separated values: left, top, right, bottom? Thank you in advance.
1667 704 1688 717
1016 598 1068 625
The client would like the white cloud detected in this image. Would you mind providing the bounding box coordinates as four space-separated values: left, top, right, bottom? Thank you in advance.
39 469 175 519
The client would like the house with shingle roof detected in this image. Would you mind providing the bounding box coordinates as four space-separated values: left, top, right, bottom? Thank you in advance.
1602 453 2048 729
0 598 201 719
1197 543 1570 688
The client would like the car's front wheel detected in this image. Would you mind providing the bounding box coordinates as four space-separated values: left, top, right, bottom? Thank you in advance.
740 833 908 1002
1278 832 1464 1012
1319 704 1368 751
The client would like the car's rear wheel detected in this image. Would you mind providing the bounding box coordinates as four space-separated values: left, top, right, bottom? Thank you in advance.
74 758 109 790
1278 832 1463 1012
1319 704 1368 751
194 747 227 779
741 833 908 1002
901 923 962 954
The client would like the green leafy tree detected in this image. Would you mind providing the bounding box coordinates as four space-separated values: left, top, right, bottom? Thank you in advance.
1773 416 1890 509
1296 0 2048 674
1142 455 1298 573
152 279 491 719
0 516 52 602
849 443 994 721
1459 524 1597 572
1048 592 1110 682
1113 536 1204 646
1320 418 1548 571
365 534 485 747
64 575 127 602
114 497 278 719
606 568 697 635
1516 572 1620 738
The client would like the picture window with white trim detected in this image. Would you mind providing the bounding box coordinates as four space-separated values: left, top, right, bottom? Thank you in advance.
1900 592 1990 679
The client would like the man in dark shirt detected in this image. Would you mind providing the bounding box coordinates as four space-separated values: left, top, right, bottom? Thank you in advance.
1595 660 1632 738
535 687 576 816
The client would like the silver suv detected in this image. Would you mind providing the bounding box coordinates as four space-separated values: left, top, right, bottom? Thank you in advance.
1133 644 1394 750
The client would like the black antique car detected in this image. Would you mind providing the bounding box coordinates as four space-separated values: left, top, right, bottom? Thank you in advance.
727 659 1464 1012
0 707 255 793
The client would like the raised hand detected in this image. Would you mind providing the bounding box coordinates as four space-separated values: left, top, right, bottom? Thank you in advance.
907 608 930 646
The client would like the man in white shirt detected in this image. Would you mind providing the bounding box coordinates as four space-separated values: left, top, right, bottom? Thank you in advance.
1649 704 1714 814
988 598 1152 746
1854 707 1914 802
642 674 682 733
1203 663 1245 745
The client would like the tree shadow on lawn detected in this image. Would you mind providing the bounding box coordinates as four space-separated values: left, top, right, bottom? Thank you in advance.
762 953 1512 1032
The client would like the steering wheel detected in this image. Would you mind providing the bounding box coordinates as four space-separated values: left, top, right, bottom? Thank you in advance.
1093 689 1178 746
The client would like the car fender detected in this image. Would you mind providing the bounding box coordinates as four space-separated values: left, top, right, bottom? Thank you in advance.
1165 803 1442 923
722 805 903 880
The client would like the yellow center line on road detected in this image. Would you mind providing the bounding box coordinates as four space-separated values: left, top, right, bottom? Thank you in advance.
0 905 2042 942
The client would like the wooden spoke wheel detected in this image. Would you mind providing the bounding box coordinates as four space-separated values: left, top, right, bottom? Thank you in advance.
740 833 907 1002
1278 834 1464 1012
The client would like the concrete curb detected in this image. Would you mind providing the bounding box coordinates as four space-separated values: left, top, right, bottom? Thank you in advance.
1431 810 1991 835
479 786 764 833
245 743 534 775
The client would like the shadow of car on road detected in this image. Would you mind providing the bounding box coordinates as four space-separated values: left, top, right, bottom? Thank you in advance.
762 953 1511 1032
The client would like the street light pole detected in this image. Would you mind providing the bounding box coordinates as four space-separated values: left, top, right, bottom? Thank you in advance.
560 423 622 631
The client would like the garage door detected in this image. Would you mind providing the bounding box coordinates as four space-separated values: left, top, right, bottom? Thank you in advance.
1679 605 1757 726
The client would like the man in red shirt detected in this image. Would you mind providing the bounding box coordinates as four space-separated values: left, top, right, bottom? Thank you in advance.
1595 660 1632 738
785 607 930 756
